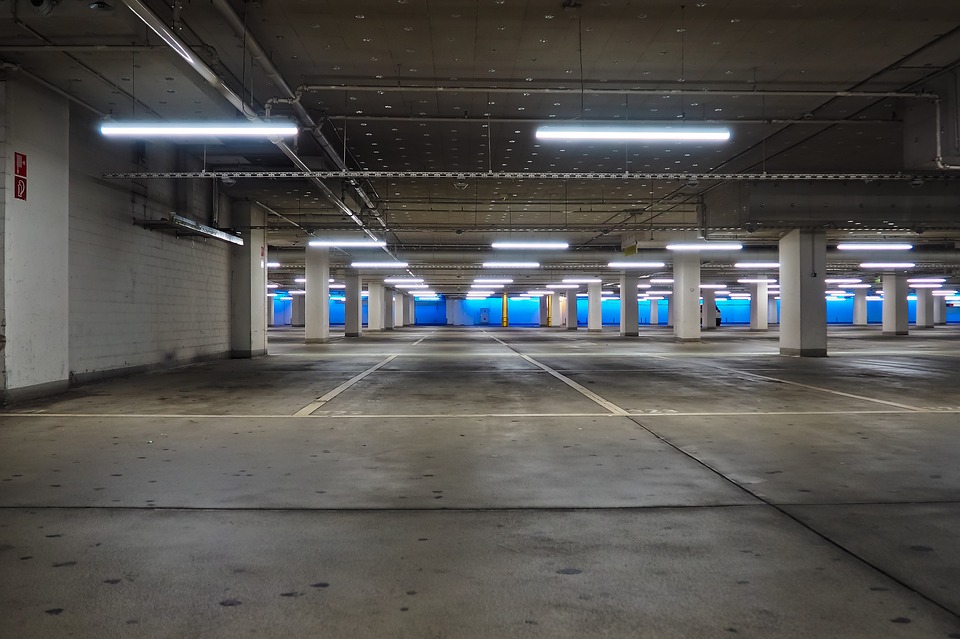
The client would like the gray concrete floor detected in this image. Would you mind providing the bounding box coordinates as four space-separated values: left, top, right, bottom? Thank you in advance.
2 325 960 638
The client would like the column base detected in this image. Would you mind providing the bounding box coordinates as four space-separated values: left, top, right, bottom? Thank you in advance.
0 379 69 404
385 327 394 331
231 349 268 358
675 337 701 343
345 332 361 338
780 348 827 357
749 328 769 332
881 331 909 336
588 328 602 333
567 326 578 330
305 337 330 344
913 324 934 330
619 331 639 337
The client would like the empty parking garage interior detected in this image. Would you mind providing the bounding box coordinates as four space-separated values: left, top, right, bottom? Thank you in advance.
2 2 960 638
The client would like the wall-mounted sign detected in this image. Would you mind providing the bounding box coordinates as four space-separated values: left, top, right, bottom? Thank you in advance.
14 152 27 201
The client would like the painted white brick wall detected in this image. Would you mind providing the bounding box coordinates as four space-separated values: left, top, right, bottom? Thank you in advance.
68 109 230 378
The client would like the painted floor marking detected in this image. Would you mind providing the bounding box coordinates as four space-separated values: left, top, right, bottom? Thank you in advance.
484 332 629 416
293 355 398 417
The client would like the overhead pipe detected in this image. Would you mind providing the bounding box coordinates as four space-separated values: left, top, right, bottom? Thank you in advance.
117 0 387 243
208 0 385 228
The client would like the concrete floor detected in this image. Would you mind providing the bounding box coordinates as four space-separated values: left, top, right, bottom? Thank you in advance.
2 325 959 638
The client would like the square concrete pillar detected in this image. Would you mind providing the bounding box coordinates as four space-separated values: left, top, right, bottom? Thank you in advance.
649 298 660 325
446 298 456 325
549 293 563 327
933 295 947 325
779 229 827 357
701 288 717 330
619 272 639 336
305 245 330 342
566 289 578 330
852 288 868 326
673 253 701 342
768 296 779 325
344 271 362 337
367 282 384 331
749 283 769 331
291 294 306 327
915 288 934 328
587 282 602 332
882 273 908 336
230 202 268 358
538 295 549 326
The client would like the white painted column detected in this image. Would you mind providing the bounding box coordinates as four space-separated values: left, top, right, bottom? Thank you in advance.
344 270 362 337
401 294 412 326
291 294 306 327
392 291 402 328
852 288 868 326
374 283 389 331
619 272 639 337
649 298 660 325
749 283 769 330
768 296 779 325
230 202 268 358
549 293 563 327
667 297 674 327
934 295 947 325
779 229 827 357
701 289 717 331
446 298 456 325
673 253 701 341
566 289 578 330
587 282 602 332
267 295 275 327
915 288 934 328
538 295 549 326
305 245 330 342
409 295 418 325
882 273 909 336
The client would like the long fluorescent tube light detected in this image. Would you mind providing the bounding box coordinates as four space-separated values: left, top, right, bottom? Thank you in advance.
607 261 666 268
491 241 569 250
699 284 728 289
911 283 943 289
837 243 913 251
474 278 514 283
860 262 915 269
907 278 946 283
650 278 674 284
646 290 673 295
351 261 409 268
483 262 540 268
546 284 580 289
735 262 780 269
394 284 429 289
100 122 298 138
825 290 849 295
666 243 743 251
562 277 603 283
294 278 307 283
845 283 872 289
824 278 861 284
527 290 556 295
932 290 958 296
309 239 386 248
329 284 346 289
384 277 424 283
471 283 505 289
266 284 279 289
737 278 777 284
536 125 731 142
266 262 281 268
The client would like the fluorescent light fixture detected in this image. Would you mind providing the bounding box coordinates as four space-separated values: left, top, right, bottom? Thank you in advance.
100 122 298 138
607 261 666 268
474 278 514 283
932 290 958 296
547 284 580 289
351 261 409 268
294 278 306 283
650 278 674 284
713 290 730 296
471 283 505 289
825 290 849 295
576 293 589 298
845 283 872 289
647 296 665 301
267 293 277 297
911 283 943 289
860 262 915 269
483 262 540 268
908 277 946 283
637 284 652 289
329 284 346 289
266 284 279 289
728 293 752 298
907 295 918 301
289 290 306 295
699 283 728 289
666 242 743 251
535 124 731 142
866 295 883 301
601 290 616 296
824 278 861 284
415 295 440 301
737 278 777 284
384 277 424 283
491 241 569 250
395 284 429 289
562 277 603 283
735 262 780 269
309 239 386 248
266 262 281 268
646 290 673 295
836 242 913 251
527 290 556 295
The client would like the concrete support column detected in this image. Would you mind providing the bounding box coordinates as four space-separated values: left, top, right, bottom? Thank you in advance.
230 202 268 358
934 295 947 325
344 271 362 337
882 273 909 336
673 253 701 341
382 286 395 331
291 294 306 327
402 294 412 326
701 289 717 331
915 288 934 328
391 291 402 329
566 289 578 330
667 297 674 327
549 294 563 327
409 295 418 325
779 229 827 357
538 295 549 326
649 298 660 325
587 282 602 332
749 283 769 331
768 296 779 324
852 288 868 326
305 246 330 342
619 272 639 337
445 298 456 325
267 296 275 327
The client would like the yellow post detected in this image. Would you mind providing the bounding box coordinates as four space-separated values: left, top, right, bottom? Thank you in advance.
501 293 509 327
546 294 552 326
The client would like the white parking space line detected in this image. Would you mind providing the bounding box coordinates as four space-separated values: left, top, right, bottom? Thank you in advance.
293 355 398 417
